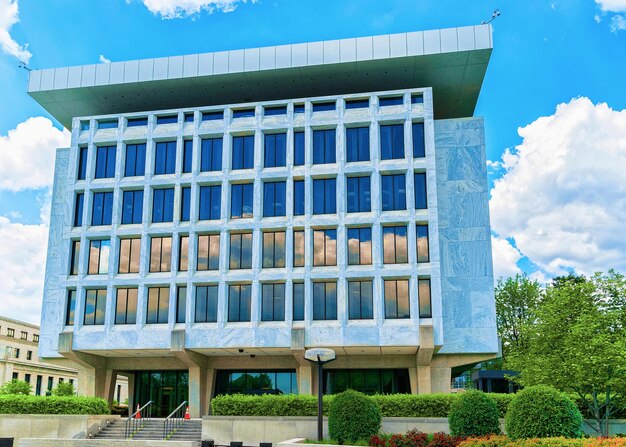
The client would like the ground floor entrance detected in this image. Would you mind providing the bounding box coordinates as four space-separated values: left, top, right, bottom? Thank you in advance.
134 370 189 417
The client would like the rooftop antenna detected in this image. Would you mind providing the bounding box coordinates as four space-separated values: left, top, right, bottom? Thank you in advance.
482 9 501 24
18 61 32 72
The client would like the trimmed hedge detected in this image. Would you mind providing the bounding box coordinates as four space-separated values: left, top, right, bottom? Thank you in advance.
0 395 110 415
505 386 582 439
328 390 381 443
449 391 501 437
211 393 513 418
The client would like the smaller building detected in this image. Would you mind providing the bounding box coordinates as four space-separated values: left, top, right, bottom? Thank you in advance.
0 315 128 402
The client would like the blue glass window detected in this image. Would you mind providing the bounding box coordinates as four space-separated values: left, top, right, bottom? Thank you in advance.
127 117 147 127
348 280 373 320
293 180 305 216
380 124 405 160
346 176 371 213
312 129 336 164
91 192 113 226
65 290 76 325
121 190 143 224
231 183 253 219
383 226 408 264
346 127 370 162
416 224 430 263
379 96 404 107
265 105 287 116
233 108 255 119
262 231 286 268
199 185 221 221
157 115 177 125
294 131 305 166
263 181 286 217
201 138 223 172
412 123 425 158
293 283 304 321
77 147 88 180
411 94 424 104
195 285 218 323
313 101 335 112
74 193 84 227
184 113 194 122
84 289 107 325
98 119 117 129
381 174 406 211
182 140 193 173
345 99 369 109
147 287 169 324
229 233 253 269
181 187 191 222
385 279 410 319
313 282 337 320
152 188 174 223
294 104 305 114
202 111 223 121
95 146 116 179
347 227 372 265
312 178 336 214
264 133 286 168
80 121 89 131
414 173 428 209
228 284 251 322
232 135 254 170
154 141 176 175
262 283 285 321
125 144 146 177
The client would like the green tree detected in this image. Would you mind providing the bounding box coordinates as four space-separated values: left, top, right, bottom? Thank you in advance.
495 274 543 359
51 381 75 397
506 271 626 436
0 379 32 395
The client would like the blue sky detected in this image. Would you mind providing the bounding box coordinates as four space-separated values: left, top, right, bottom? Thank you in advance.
0 0 625 322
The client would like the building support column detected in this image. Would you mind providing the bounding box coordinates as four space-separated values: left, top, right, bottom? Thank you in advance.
415 325 435 394
77 367 117 408
170 330 209 418
291 328 315 396
126 373 135 417
206 368 216 415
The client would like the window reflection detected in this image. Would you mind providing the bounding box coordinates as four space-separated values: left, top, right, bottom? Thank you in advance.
264 133 287 168
313 229 336 266
147 287 169 324
418 279 432 318
88 240 110 274
381 174 406 211
229 233 253 269
312 129 336 164
119 238 140 274
262 283 285 321
416 225 430 263
228 284 251 322
115 288 137 324
384 279 410 319
263 232 286 268
84 289 106 325
346 127 370 162
231 183 253 219
380 124 405 160
293 283 305 321
348 281 373 319
293 230 305 267
313 282 337 320
179 236 189 271
150 236 172 273
347 228 372 265
197 234 219 271
195 285 218 323
383 226 408 264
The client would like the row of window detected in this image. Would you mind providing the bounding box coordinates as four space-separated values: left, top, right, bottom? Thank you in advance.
66 277 432 327
77 123 426 180
74 173 428 227
81 94 424 131
10 347 34 360
70 225 430 276
2 327 38 342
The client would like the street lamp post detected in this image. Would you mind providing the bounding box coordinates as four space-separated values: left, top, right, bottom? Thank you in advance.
304 348 336 442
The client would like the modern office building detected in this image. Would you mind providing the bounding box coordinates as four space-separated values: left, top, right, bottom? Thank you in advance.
29 24 498 417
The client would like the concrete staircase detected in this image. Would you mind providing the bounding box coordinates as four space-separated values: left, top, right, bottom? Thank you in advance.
94 418 202 444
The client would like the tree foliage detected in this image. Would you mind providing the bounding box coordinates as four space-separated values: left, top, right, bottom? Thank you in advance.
51 381 75 397
505 270 626 436
0 379 32 395
495 274 542 359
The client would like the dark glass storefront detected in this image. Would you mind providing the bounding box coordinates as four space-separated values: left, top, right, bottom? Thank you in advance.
215 370 298 395
135 371 189 417
323 369 411 395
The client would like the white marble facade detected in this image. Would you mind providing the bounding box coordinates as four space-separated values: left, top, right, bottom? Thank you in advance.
38 87 496 361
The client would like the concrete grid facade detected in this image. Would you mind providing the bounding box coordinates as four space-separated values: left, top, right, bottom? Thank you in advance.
32 25 498 417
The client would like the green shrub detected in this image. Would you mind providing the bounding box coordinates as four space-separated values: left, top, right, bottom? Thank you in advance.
211 393 334 416
328 390 381 444
0 379 32 395
51 382 75 397
0 395 109 414
505 385 583 439
449 391 501 437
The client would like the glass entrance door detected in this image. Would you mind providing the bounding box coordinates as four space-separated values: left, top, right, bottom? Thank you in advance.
134 370 189 417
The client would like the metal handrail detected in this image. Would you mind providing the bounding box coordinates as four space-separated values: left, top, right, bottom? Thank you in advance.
163 400 188 440
124 400 154 439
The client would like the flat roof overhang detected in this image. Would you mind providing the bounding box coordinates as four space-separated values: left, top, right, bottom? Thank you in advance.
27 25 492 129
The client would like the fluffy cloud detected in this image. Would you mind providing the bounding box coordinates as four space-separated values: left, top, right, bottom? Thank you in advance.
0 216 48 324
99 54 111 64
595 0 626 32
491 236 523 279
139 0 256 19
0 0 31 62
490 97 626 277
0 117 68 324
0 116 70 191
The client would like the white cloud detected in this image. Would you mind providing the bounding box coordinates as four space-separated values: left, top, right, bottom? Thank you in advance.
490 97 626 277
0 216 48 324
491 236 523 280
139 0 256 19
0 116 70 192
99 54 111 64
595 0 626 13
0 0 31 62
610 14 626 31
